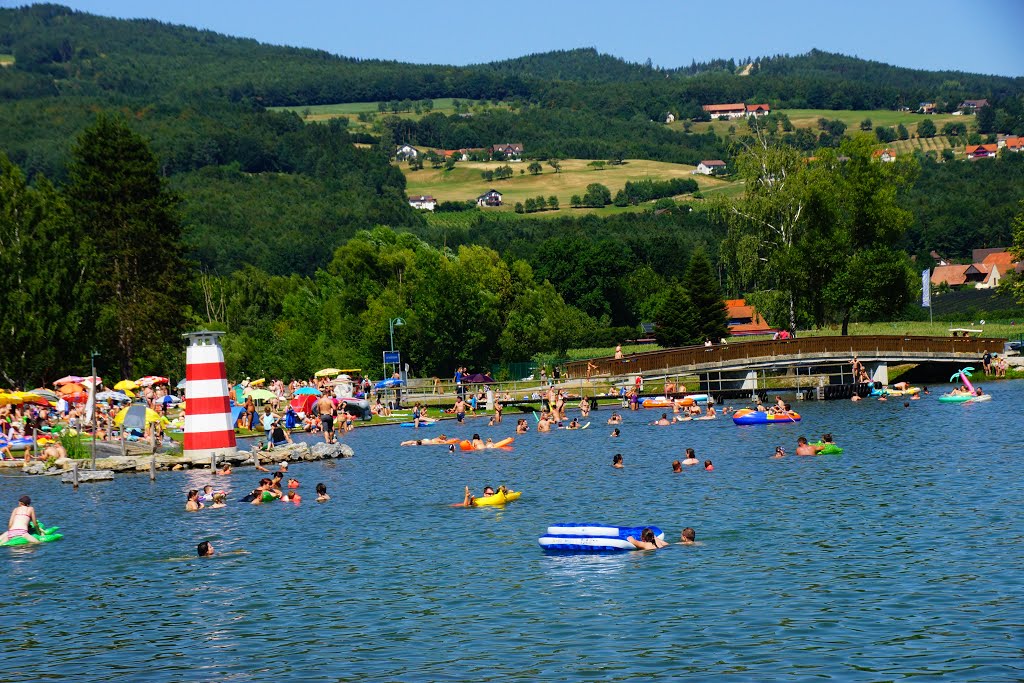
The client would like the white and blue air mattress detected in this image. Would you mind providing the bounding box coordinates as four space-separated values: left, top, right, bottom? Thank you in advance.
538 524 665 552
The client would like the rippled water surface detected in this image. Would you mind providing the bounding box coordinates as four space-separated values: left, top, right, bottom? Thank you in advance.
3 382 1022 681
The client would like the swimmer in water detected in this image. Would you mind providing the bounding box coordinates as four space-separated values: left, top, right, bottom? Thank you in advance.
795 436 820 456
209 494 227 509
216 462 232 475
516 419 529 434
185 490 204 511
452 485 495 507
627 527 669 550
772 446 786 459
678 528 696 545
1 496 39 544
316 483 330 502
612 454 624 469
672 460 682 473
566 418 581 430
704 459 714 471
198 541 214 557
652 413 671 426
607 412 623 425
611 428 620 437
681 448 699 466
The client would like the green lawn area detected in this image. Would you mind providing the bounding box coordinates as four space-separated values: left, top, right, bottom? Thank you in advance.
678 108 971 141
403 158 735 214
269 98 513 129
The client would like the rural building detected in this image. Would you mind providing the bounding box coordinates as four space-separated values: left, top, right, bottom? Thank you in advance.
931 263 1001 289
966 144 998 160
997 136 1023 152
959 99 989 111
745 103 771 116
476 189 503 207
695 159 727 175
872 148 897 163
491 143 524 160
665 113 675 124
408 195 437 211
725 299 774 336
395 144 420 160
701 103 747 119
980 250 1023 275
918 102 936 114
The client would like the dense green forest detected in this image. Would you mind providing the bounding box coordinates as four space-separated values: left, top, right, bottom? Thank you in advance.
2 4 1024 386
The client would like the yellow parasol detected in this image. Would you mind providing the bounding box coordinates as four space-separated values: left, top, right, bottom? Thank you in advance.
248 378 266 386
314 368 341 377
114 379 139 391
114 406 167 426
243 388 275 402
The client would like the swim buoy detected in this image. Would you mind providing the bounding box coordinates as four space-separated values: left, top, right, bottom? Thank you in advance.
459 440 473 451
492 437 514 448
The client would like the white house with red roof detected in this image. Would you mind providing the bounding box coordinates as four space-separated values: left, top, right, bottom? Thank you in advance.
872 148 897 163
408 195 437 211
695 160 727 175
966 144 998 160
701 103 747 119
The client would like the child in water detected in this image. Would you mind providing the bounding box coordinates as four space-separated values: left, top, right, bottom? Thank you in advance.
316 483 330 502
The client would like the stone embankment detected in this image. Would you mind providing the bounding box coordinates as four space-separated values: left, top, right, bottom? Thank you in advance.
14 441 354 478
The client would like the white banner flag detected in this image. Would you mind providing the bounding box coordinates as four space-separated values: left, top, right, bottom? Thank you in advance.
921 269 931 308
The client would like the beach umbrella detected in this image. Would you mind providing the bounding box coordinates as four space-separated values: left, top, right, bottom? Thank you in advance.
14 391 50 406
114 379 139 391
176 378 187 390
464 373 495 384
59 383 85 395
114 405 166 426
136 376 169 387
314 368 341 377
153 395 182 405
96 390 131 403
30 388 59 401
248 378 266 386
0 393 22 406
294 386 322 396
63 391 89 403
374 378 405 390
54 375 85 386
244 388 275 402
82 376 103 387
290 394 317 414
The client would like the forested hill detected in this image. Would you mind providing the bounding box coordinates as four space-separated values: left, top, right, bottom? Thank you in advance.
2 5 1022 109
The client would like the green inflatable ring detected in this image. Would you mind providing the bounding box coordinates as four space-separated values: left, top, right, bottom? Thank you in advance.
261 490 277 502
1 524 64 547
813 442 844 454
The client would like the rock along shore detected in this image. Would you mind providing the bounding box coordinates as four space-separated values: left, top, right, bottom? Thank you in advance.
12 441 354 477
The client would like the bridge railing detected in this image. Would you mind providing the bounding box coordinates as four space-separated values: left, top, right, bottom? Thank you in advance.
564 335 1004 378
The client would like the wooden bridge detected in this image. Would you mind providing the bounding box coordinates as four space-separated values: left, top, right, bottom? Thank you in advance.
564 335 1004 389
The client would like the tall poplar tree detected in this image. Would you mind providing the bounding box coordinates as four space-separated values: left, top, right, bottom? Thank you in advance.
0 154 89 387
655 283 701 347
67 114 188 378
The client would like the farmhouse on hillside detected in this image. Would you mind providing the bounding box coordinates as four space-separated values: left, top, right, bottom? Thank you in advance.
491 143 524 161
745 103 771 116
476 189 503 207
918 102 936 114
959 99 989 111
695 160 727 175
931 260 1006 290
966 144 998 160
997 136 1023 152
395 144 419 160
872 148 897 163
701 103 747 119
408 195 437 211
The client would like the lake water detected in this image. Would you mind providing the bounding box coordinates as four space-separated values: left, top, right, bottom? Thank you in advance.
2 382 1022 681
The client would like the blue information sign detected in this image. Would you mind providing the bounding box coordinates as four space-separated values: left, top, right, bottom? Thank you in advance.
383 351 401 364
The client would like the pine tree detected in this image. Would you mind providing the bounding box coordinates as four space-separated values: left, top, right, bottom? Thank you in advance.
67 113 188 378
655 283 701 347
684 249 730 342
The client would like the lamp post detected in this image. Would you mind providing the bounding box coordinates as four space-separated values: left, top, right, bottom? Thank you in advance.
388 317 405 352
90 349 99 470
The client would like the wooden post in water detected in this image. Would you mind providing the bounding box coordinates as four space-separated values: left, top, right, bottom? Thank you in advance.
71 461 79 489
149 430 156 454
150 454 156 481
120 430 126 456
210 453 217 471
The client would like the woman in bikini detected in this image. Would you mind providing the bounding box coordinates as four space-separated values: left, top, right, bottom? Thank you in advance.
0 496 40 544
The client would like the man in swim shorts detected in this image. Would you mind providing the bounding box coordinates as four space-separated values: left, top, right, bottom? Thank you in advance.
316 395 335 444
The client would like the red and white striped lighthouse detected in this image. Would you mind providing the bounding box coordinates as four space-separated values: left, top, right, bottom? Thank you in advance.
183 331 237 461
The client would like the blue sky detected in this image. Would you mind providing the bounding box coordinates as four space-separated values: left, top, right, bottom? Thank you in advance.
12 0 1024 76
